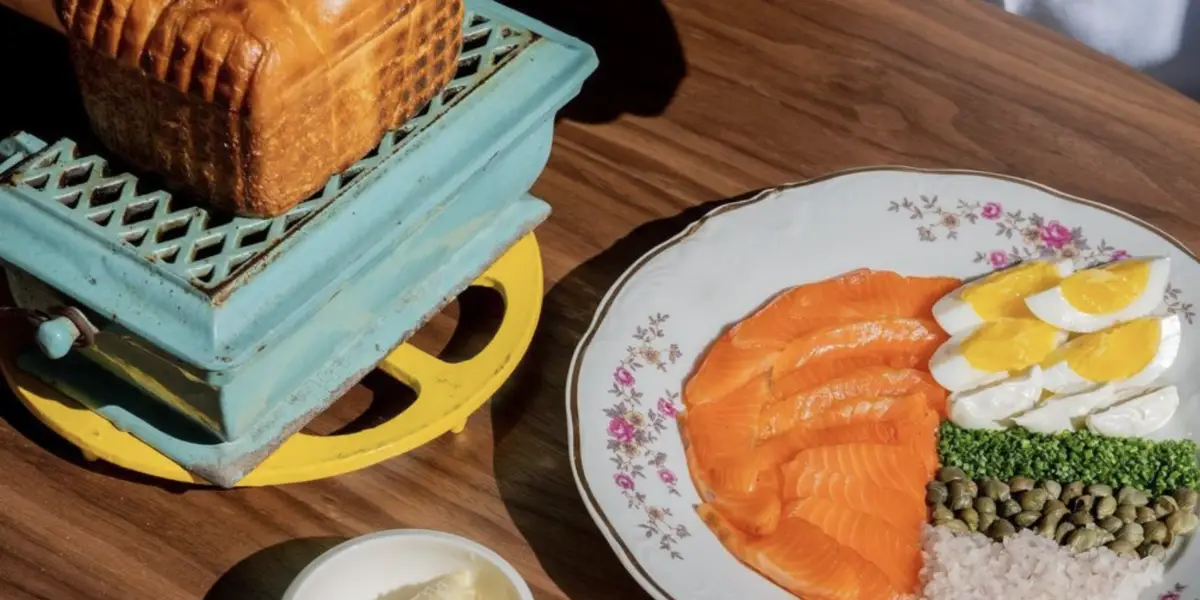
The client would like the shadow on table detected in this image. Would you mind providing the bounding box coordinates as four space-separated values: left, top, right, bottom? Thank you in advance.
499 0 687 124
491 190 761 599
204 536 348 600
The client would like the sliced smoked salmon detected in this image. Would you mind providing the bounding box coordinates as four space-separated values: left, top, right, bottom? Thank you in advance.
770 318 946 397
787 497 922 593
756 405 939 471
758 367 946 438
684 271 958 407
787 443 933 501
681 374 773 468
700 504 901 600
781 465 927 534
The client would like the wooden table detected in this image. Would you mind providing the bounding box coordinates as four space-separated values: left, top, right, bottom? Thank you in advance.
4 1 1200 598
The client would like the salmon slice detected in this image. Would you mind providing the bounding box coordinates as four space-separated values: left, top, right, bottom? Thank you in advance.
781 465 926 534
699 505 900 600
788 444 932 503
770 318 946 397
707 465 783 536
759 367 945 437
756 406 940 473
685 272 958 406
788 498 922 593
729 270 958 349
681 374 773 468
683 335 778 408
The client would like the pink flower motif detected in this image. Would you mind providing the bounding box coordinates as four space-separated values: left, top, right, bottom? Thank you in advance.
614 366 635 387
657 398 678 418
989 250 1009 269
658 469 678 486
1040 220 1073 249
614 473 635 490
1111 249 1130 261
981 202 1003 220
607 416 635 442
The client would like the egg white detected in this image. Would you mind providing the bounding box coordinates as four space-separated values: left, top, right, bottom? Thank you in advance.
929 323 1068 393
1024 256 1171 334
1086 385 1180 438
932 259 1075 336
948 366 1044 430
1010 383 1117 435
1041 314 1183 393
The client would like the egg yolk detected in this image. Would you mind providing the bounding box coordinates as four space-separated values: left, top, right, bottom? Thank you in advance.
960 260 1063 320
1060 259 1151 315
961 318 1062 372
1042 317 1160 381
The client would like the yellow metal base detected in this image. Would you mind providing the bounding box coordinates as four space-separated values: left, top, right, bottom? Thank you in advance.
0 234 543 487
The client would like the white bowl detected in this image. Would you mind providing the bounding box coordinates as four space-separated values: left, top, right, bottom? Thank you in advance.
282 529 533 600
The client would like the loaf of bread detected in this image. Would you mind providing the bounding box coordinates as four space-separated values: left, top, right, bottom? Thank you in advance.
58 0 464 217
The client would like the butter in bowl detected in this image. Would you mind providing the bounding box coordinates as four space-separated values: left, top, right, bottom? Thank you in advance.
283 530 533 600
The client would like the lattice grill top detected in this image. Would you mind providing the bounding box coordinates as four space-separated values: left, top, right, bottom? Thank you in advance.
2 12 534 293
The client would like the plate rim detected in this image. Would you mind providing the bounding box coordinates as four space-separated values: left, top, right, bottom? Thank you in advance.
565 165 1199 600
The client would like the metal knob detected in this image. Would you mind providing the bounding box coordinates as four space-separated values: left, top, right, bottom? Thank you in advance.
35 315 80 360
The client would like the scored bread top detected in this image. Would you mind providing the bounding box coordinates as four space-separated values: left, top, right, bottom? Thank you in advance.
58 0 421 114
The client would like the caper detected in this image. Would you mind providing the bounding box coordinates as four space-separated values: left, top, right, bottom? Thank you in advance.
987 519 1016 541
1071 495 1095 513
948 481 974 510
1014 511 1041 528
1065 528 1099 552
1095 529 1115 546
1020 489 1049 512
1136 507 1157 524
1043 505 1070 525
1069 510 1094 527
926 481 949 506
1153 495 1179 518
1000 499 1022 518
1060 482 1085 504
1044 499 1067 515
1098 516 1124 533
1086 483 1113 498
1116 522 1145 546
1094 496 1118 519
1164 530 1176 549
1035 517 1058 539
941 519 971 535
1039 480 1063 501
957 508 980 531
938 467 966 483
1107 539 1138 558
981 479 1011 502
978 512 997 533
1166 511 1199 535
1143 520 1168 543
1115 504 1138 524
973 497 996 516
961 479 979 499
1117 487 1149 507
1173 488 1198 512
1009 475 1035 493
931 505 955 522
1138 542 1167 561
1054 522 1076 544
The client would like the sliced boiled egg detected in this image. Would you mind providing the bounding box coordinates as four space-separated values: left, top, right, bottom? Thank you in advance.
1040 314 1182 393
932 259 1074 336
948 366 1044 430
929 318 1067 393
1086 385 1180 437
1025 256 1170 333
1010 383 1118 434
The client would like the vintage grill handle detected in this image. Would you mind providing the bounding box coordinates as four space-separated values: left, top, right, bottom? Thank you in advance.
0 306 96 359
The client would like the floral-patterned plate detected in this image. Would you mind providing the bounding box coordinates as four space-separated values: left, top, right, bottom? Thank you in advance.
566 168 1200 600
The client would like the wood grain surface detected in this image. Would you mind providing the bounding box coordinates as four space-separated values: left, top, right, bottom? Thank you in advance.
4 0 1200 599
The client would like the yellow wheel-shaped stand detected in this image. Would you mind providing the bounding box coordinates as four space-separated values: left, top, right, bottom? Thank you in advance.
0 234 543 487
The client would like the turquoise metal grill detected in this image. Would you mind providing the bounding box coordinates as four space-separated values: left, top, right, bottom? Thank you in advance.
3 12 536 293
0 0 597 486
